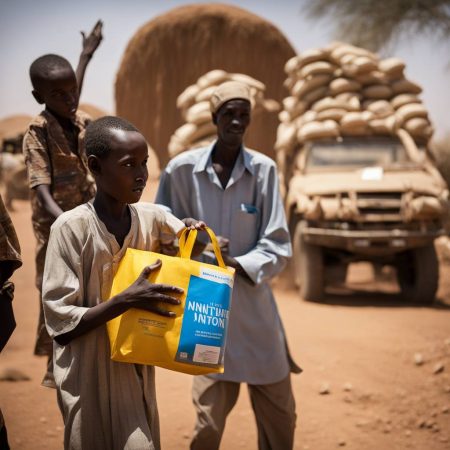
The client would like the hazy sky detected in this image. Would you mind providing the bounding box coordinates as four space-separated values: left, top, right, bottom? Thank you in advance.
1 0 449 139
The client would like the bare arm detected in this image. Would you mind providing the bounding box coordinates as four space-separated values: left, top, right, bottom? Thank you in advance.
55 260 183 346
34 185 63 220
76 20 103 96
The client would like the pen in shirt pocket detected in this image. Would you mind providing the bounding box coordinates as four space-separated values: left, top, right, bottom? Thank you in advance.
240 203 258 214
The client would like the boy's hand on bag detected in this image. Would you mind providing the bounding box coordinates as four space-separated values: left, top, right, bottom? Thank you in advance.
182 218 207 230
122 260 183 317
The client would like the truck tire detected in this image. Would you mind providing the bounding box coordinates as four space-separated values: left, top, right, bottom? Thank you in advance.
293 223 324 301
395 244 438 303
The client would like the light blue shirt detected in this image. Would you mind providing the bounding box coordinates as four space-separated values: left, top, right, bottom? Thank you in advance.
156 142 293 384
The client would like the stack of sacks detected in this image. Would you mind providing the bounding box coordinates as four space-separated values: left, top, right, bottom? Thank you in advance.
276 42 433 157
169 70 280 157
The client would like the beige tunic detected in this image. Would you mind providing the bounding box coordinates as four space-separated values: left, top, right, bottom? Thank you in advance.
42 202 184 450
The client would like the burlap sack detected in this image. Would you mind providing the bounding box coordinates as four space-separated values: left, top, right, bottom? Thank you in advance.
196 85 219 103
329 78 361 95
391 94 420 110
186 102 212 125
391 79 422 95
297 120 339 142
297 48 330 68
292 74 332 98
284 76 296 90
378 57 405 79
341 111 373 128
278 110 291 123
342 56 378 77
302 86 329 104
299 61 337 78
175 121 217 145
404 117 430 136
369 116 397 135
316 108 347 121
177 84 201 109
197 70 229 89
331 44 377 62
282 97 307 119
395 103 428 124
275 122 297 150
312 96 360 113
354 71 388 86
229 73 266 91
284 56 299 74
364 100 394 118
362 84 393 99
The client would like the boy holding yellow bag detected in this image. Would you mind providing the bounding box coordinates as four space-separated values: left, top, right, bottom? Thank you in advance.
41 116 204 450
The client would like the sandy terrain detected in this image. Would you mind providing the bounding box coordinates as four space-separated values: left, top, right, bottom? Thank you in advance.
1 186 449 450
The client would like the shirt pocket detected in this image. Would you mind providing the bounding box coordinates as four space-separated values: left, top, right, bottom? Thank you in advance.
233 204 260 250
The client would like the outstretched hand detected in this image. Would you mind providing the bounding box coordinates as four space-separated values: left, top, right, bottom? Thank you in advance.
121 260 183 317
81 19 103 57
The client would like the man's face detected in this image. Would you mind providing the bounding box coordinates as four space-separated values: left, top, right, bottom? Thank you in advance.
214 99 251 147
93 129 149 205
33 67 79 120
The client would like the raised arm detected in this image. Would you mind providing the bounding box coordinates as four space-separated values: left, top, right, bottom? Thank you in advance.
76 19 103 96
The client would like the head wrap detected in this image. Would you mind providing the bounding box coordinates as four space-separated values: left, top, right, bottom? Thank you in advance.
209 81 252 113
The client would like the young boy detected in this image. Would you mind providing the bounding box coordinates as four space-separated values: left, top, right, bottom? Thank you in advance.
22 22 102 387
0 193 22 449
42 116 202 450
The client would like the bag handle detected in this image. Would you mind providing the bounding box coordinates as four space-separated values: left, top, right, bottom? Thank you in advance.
178 226 226 268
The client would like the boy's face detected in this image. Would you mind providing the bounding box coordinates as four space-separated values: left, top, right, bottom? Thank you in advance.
90 129 149 205
213 99 251 147
32 67 79 120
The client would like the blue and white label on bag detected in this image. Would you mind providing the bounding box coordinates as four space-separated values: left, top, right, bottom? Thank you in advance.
176 275 232 367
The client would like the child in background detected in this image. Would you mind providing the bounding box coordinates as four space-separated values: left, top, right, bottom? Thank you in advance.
42 116 203 449
0 194 22 449
22 21 102 387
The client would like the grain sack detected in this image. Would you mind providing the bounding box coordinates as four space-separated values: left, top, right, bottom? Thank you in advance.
316 108 347 121
391 79 422 95
302 86 329 104
262 99 281 112
197 70 229 89
279 110 291 123
175 121 217 145
282 97 307 119
341 111 373 128
354 71 388 86
378 57 405 79
297 120 339 142
229 73 266 91
275 122 297 150
404 117 430 136
284 56 299 74
186 107 212 125
292 74 332 98
362 84 393 99
329 78 361 95
331 43 377 62
342 56 378 77
196 85 219 103
390 94 420 110
364 100 394 118
115 3 295 166
177 85 201 110
299 61 337 78
283 76 296 90
395 103 428 124
312 96 360 113
369 116 397 135
297 48 330 68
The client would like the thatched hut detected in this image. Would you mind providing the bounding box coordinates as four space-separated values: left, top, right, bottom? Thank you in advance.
115 3 295 167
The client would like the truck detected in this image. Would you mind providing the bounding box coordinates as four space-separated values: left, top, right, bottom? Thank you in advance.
277 43 448 303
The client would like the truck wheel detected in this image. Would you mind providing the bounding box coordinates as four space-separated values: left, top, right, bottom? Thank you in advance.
293 223 324 301
396 244 438 303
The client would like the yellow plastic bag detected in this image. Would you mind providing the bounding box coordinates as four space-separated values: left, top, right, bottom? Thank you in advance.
107 227 235 375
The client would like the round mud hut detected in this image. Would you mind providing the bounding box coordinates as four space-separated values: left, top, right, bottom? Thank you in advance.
115 3 296 167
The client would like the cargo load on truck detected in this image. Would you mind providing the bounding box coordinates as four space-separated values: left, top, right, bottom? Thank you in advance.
277 42 449 303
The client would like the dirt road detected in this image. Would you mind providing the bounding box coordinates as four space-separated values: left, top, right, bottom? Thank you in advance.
1 196 449 450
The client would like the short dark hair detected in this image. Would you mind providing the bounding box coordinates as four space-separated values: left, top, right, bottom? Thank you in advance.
85 116 140 158
29 54 73 89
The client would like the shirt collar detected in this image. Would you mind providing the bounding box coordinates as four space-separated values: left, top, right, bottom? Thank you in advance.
192 140 255 176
